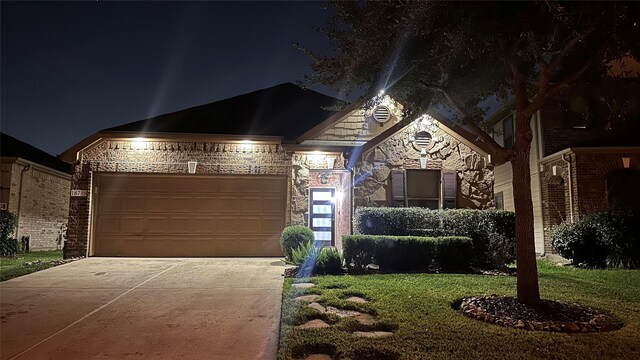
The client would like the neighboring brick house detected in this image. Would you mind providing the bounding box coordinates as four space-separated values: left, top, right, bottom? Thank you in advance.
1 133 72 250
61 83 494 258
490 84 640 254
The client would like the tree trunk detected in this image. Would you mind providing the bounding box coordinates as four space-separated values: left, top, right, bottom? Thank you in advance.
511 142 541 306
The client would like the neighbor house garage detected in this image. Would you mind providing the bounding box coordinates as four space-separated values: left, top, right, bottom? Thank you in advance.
62 83 495 258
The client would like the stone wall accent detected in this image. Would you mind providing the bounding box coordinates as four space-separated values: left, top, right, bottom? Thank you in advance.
352 118 494 209
1 161 70 250
66 138 292 258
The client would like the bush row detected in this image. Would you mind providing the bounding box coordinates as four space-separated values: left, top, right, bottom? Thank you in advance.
1 211 19 257
354 207 515 268
342 235 473 273
551 211 640 269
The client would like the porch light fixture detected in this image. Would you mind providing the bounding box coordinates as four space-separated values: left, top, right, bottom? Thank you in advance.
420 148 428 169
486 154 492 164
326 156 335 169
552 165 558 176
622 157 630 168
187 161 198 174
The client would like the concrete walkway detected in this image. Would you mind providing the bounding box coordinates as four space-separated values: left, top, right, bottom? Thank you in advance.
0 258 286 360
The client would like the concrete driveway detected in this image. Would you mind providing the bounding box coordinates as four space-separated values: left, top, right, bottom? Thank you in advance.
0 258 286 360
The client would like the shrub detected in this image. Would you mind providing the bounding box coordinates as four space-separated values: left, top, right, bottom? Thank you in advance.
343 235 472 273
354 207 515 268
280 225 315 261
0 211 19 257
435 237 474 271
551 211 640 268
315 247 344 275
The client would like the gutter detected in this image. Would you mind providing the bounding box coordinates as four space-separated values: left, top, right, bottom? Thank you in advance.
562 153 574 223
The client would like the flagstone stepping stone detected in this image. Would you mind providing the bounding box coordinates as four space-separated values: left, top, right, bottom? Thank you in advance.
296 319 330 329
345 296 368 303
292 282 316 289
308 302 327 313
304 355 332 360
326 306 361 317
353 331 394 338
295 294 321 302
354 313 378 325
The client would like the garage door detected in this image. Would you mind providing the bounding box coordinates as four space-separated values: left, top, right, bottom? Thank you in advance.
91 173 286 257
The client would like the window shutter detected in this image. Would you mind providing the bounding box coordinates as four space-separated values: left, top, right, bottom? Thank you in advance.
391 169 406 207
442 171 457 209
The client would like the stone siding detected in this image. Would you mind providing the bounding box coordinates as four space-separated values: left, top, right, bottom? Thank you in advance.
352 118 494 209
66 139 292 258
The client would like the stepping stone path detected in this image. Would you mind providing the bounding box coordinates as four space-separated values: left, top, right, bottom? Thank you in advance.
345 296 368 304
353 331 394 338
292 282 316 289
296 319 331 329
295 294 321 302
326 306 361 318
308 302 327 313
353 313 378 325
304 355 332 360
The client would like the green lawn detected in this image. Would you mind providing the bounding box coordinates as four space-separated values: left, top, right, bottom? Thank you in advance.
0 250 63 282
278 261 640 360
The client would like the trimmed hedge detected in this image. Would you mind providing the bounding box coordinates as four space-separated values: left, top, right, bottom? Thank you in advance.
551 211 640 268
343 235 473 273
0 211 19 257
354 207 515 268
280 225 315 261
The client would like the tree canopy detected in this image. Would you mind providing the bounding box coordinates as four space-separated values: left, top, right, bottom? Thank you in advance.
304 1 639 305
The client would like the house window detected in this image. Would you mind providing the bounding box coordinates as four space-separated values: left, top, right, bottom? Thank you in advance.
564 94 590 129
495 191 504 210
406 170 440 209
502 114 514 148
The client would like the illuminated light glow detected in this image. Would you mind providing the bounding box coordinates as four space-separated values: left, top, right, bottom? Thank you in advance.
239 139 255 151
331 190 343 204
378 89 385 96
307 151 326 161
131 138 148 150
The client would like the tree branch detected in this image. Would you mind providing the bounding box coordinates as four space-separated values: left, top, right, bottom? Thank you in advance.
418 81 507 156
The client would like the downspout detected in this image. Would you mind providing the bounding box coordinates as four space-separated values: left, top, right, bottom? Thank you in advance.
15 164 31 240
562 153 574 222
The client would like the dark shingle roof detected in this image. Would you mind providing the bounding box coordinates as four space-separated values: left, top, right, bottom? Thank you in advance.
1 132 72 174
105 83 347 140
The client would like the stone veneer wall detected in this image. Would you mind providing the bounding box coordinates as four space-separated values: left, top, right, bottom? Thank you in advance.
352 119 494 209
66 139 292 258
1 161 70 249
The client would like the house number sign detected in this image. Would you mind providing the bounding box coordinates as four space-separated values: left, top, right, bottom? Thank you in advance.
71 190 88 197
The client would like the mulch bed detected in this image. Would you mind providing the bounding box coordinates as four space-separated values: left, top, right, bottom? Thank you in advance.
458 295 623 333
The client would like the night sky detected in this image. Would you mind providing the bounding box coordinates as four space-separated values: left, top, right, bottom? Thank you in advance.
1 1 343 156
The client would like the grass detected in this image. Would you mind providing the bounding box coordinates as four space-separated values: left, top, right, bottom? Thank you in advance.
0 250 63 282
278 260 640 360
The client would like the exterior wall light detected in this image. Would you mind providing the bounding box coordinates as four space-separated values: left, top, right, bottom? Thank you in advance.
187 161 198 174
131 138 148 150
420 148 428 169
552 165 558 176
622 157 630 168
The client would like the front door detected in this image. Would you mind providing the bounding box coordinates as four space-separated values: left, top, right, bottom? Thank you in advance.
309 188 335 247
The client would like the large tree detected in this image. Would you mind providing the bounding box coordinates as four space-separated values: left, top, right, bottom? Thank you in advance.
305 1 639 305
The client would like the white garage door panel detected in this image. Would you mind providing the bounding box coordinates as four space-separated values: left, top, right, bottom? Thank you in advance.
92 173 287 257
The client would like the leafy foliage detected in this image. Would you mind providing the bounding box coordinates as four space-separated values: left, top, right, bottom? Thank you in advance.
280 225 315 261
342 235 472 273
0 211 19 257
551 212 640 268
315 247 344 275
355 207 515 268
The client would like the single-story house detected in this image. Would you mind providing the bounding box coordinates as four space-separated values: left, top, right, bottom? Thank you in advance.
1 132 72 250
61 83 495 258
